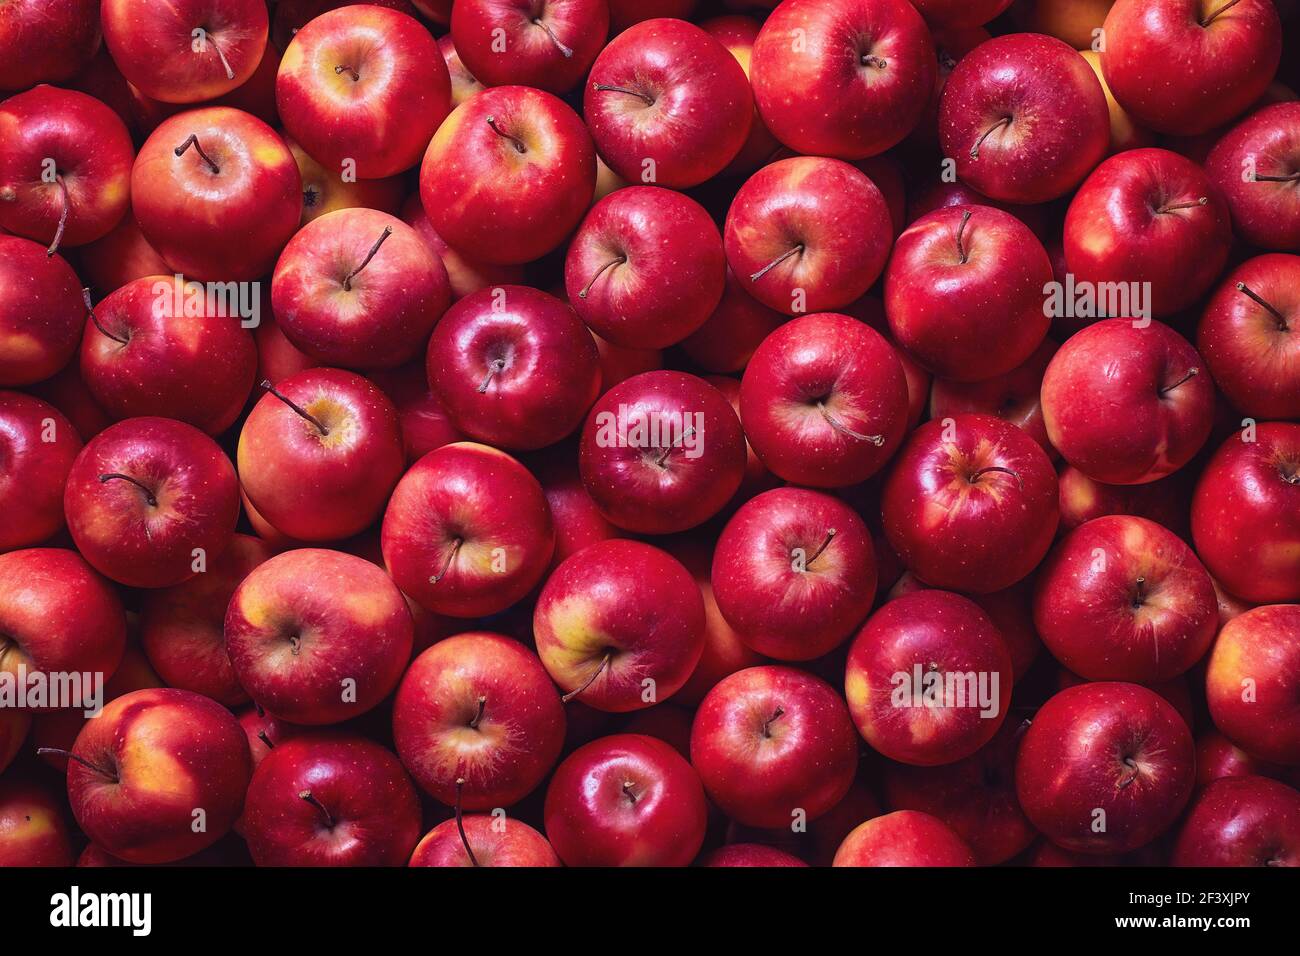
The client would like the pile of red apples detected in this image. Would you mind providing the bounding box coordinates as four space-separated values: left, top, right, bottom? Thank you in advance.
1 0 1299 870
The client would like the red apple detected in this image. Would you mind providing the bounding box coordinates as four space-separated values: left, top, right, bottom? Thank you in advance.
1015 681 1194 854
711 488 876 661
240 732 421 866
1196 730 1282 787
101 0 268 103
698 15 781 177
911 0 1012 27
584 18 752 188
534 539 705 711
0 236 85 386
565 186 725 349
451 0 607 94
679 268 785 374
427 285 599 449
939 33 1108 203
238 368 405 542
392 632 565 808
225 548 413 725
1198 255 1300 420
528 444 619 569
691 665 859 827
833 811 976 866
0 778 74 866
1034 515 1216 682
1173 775 1300 866
725 157 892 316
75 216 171 298
79 275 257 434
139 534 273 706
740 312 909 487
399 193 525 300
882 413 1058 593
543 733 708 866
61 687 251 863
0 86 134 256
409 815 561 867
420 84 594 264
0 392 81 550
368 360 465 465
438 34 485 107
0 0 100 91
1100 0 1281 135
1191 423 1300 603
1206 604 1300 765
277 5 450 178
1063 148 1232 318
272 208 450 370
64 417 239 588
750 0 936 159
699 844 808 867
382 442 555 616
846 590 1013 766
578 371 745 534
929 339 1057 454
1042 319 1214 485
131 107 300 281
1206 103 1300 251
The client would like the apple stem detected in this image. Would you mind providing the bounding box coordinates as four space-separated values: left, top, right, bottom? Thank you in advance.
532 18 574 58
621 780 639 804
749 244 804 283
1117 757 1140 790
98 472 158 506
36 748 118 781
969 465 1023 491
342 225 393 292
970 116 1011 160
208 34 236 80
1155 197 1207 214
83 288 129 345
1236 282 1290 332
429 537 463 585
761 706 785 738
46 174 68 257
298 790 335 828
454 777 481 867
817 403 884 446
468 695 486 730
260 380 330 436
799 528 836 569
1200 0 1244 27
256 730 274 750
1158 367 1199 396
486 116 528 154
654 427 696 467
860 54 888 70
1131 575 1146 609
1252 171 1300 183
578 255 626 299
560 650 611 703
592 83 655 107
334 64 360 82
477 358 506 393
954 209 972 264
174 134 220 174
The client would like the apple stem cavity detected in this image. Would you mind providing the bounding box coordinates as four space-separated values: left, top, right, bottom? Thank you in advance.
1131 575 1147 609
817 403 884 446
621 780 639 804
46 174 69 257
970 117 1011 160
532 18 574 58
469 695 486 730
1200 0 1244 27
208 33 236 80
655 427 697 467
1117 757 1140 790
454 777 481 867
97 472 158 506
578 255 627 299
342 225 393 292
955 209 972 264
429 537 463 585
798 528 837 569
860 54 888 70
761 706 785 738
1155 197 1207 214
36 748 118 781
561 650 611 703
260 380 330 436
83 288 128 345
257 730 274 750
750 244 804 283
477 358 507 393
1158 367 1199 396
969 465 1023 491
591 83 655 107
334 64 361 82
486 116 528 153
1236 282 1291 332
298 789 335 828
174 134 220 174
